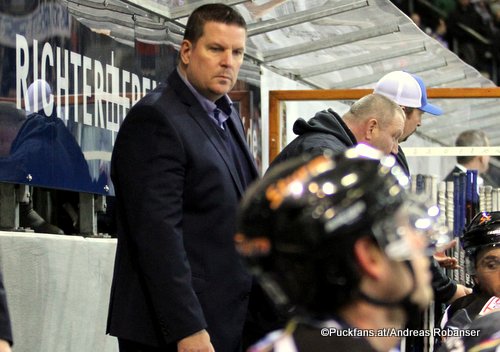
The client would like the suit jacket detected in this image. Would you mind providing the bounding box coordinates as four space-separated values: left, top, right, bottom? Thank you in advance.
444 165 463 183
395 145 410 177
107 69 259 351
0 271 12 346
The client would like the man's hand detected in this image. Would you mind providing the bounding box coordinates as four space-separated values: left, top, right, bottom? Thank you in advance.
434 239 460 270
178 329 215 352
0 339 12 352
434 253 459 269
448 284 473 304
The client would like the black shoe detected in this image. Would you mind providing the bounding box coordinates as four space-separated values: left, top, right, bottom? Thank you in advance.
19 202 64 235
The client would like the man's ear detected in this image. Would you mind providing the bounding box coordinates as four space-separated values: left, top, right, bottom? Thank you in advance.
478 155 488 168
353 236 385 280
179 40 192 65
365 118 378 141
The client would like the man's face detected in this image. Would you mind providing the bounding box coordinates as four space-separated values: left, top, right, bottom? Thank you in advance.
179 21 246 102
386 224 433 311
480 155 491 173
370 111 404 155
406 230 434 309
400 108 423 142
474 246 500 296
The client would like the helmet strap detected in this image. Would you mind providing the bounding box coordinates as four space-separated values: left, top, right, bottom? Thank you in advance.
356 260 421 319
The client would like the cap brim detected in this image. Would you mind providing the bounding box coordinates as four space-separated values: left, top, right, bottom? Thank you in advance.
420 103 443 116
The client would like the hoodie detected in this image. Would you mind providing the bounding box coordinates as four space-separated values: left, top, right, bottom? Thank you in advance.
268 109 356 170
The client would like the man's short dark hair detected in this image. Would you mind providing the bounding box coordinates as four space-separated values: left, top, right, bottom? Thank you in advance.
183 3 247 44
455 129 489 164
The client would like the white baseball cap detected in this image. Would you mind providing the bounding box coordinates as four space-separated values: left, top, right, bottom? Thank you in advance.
374 71 442 116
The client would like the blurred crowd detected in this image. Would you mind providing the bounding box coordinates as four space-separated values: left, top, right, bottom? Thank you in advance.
394 0 500 84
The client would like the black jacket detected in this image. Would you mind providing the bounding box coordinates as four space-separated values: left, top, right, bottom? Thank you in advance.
443 292 495 327
268 109 356 169
443 166 463 183
395 148 458 303
395 146 410 177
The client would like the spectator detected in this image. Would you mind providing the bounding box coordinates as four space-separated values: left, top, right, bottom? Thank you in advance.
432 18 450 49
447 0 492 68
410 12 432 34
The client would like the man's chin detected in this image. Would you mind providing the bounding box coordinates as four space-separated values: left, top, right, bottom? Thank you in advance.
211 86 233 98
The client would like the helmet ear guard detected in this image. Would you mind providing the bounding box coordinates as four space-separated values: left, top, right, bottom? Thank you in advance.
237 145 449 316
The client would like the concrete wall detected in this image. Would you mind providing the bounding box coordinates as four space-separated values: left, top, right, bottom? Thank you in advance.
0 231 119 352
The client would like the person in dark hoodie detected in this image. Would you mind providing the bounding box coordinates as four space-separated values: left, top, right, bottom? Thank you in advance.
268 93 405 169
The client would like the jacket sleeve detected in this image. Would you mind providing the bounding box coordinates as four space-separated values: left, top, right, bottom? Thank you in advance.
430 258 457 304
112 104 206 343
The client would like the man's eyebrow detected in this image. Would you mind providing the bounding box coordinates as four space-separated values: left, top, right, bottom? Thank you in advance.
480 255 500 261
483 255 499 259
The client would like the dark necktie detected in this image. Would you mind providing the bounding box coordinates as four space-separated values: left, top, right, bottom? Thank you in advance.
213 108 252 187
214 108 225 129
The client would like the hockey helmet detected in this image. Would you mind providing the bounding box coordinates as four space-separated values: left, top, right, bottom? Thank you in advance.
236 144 448 315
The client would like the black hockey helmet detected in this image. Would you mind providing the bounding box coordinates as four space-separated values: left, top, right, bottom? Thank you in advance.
236 144 447 316
462 211 500 261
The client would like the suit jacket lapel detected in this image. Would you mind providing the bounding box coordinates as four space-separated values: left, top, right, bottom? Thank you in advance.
168 71 253 195
226 108 259 178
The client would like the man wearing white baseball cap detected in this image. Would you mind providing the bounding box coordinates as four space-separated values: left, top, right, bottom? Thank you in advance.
375 71 442 139
374 71 471 351
374 71 443 175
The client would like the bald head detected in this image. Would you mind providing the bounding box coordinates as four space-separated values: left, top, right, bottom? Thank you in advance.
343 93 405 155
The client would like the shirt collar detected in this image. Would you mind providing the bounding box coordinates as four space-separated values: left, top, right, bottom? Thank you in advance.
456 164 485 186
455 164 467 173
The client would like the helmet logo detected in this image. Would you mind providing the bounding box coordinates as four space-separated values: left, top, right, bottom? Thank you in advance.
265 155 333 209
479 213 492 225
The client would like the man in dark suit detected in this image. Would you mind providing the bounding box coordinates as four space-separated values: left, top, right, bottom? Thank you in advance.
444 129 493 186
0 270 13 352
106 4 258 352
